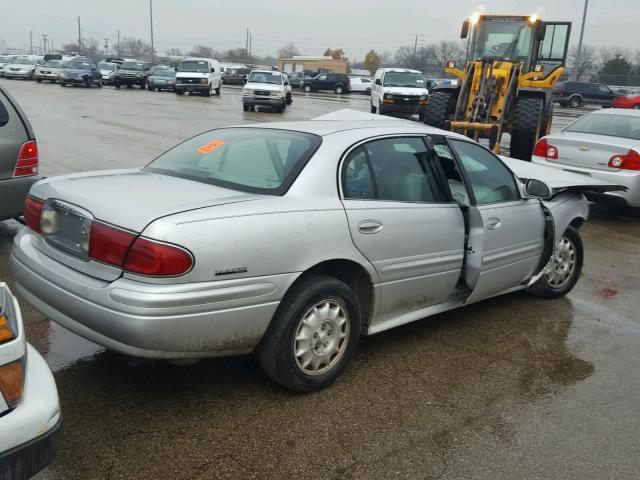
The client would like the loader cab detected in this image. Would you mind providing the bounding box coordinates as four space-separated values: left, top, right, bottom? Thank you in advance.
463 15 570 75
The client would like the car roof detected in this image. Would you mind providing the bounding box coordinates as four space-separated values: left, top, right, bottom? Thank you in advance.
587 108 640 118
231 109 466 138
378 68 422 74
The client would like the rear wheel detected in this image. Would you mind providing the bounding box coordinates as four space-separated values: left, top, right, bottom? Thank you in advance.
527 226 583 299
215 85 221 95
335 84 344 94
423 90 458 130
255 274 360 392
569 95 582 108
370 102 376 114
303 84 312 93
509 96 544 161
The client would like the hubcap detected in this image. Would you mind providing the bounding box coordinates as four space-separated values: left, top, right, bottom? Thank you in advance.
293 300 349 376
545 236 576 288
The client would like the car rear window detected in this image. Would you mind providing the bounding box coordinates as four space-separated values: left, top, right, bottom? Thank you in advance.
565 114 640 140
0 100 8 128
144 128 322 195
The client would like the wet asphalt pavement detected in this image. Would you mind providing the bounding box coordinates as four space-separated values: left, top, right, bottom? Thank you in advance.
1 78 639 480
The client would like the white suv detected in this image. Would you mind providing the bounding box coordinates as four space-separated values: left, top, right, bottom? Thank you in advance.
242 70 290 113
0 282 61 479
370 68 429 120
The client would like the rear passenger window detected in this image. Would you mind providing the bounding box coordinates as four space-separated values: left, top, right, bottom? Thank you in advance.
0 100 9 128
342 138 449 203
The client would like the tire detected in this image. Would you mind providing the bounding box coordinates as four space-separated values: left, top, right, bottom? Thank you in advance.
243 104 250 112
147 84 153 91
36 78 42 83
97 79 103 88
126 84 132 89
559 100 568 107
215 86 221 95
286 93 292 105
569 95 582 108
303 84 312 93
370 102 376 114
204 84 212 97
509 95 544 161
335 84 344 94
255 274 361 392
60 82 66 87
423 90 458 130
527 226 583 299
176 90 184 95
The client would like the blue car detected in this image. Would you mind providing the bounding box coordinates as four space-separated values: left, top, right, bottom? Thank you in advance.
59 58 102 88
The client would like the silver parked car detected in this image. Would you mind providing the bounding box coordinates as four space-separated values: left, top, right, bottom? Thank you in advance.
11 111 622 392
35 60 64 83
532 108 640 209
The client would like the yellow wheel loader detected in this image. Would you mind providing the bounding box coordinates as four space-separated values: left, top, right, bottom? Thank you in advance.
423 14 571 160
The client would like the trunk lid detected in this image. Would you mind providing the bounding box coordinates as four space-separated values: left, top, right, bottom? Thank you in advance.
543 132 640 172
31 169 264 232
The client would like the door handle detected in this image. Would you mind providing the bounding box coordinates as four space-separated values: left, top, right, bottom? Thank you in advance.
486 217 501 230
358 220 383 234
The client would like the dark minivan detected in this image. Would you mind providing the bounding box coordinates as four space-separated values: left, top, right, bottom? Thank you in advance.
554 81 622 108
0 85 40 221
302 73 351 94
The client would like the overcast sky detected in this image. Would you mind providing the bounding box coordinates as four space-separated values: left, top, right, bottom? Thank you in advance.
2 0 638 59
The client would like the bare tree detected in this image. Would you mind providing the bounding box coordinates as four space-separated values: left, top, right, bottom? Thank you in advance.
567 44 598 81
277 42 300 59
188 45 216 58
394 46 431 71
431 40 465 68
119 38 154 60
380 50 393 66
599 46 632 65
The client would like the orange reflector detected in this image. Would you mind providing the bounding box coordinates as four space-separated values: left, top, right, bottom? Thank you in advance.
0 315 15 343
0 360 24 407
383 99 395 103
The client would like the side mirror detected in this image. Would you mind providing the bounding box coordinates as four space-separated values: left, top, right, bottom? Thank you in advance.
211 68 215 73
375 78 381 85
535 21 546 42
525 178 551 198
284 81 289 86
461 19 470 39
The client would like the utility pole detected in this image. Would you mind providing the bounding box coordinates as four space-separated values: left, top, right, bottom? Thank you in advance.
246 28 249 54
104 38 109 56
574 0 590 81
249 33 252 59
29 31 33 54
42 34 48 55
117 29 120 57
77 16 82 54
413 35 418 58
51 38 54 53
149 0 155 62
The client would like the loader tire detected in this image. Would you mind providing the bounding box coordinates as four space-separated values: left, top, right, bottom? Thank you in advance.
510 96 544 161
423 90 458 130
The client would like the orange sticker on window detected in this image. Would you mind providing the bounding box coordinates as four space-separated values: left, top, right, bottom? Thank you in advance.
197 139 225 154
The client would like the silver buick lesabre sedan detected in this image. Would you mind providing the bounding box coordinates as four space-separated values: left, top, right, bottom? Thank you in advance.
10 110 622 392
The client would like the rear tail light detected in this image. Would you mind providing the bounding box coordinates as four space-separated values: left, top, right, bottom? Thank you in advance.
89 222 137 267
13 140 38 177
533 138 558 159
124 238 193 276
608 149 640 171
24 197 44 233
0 359 25 408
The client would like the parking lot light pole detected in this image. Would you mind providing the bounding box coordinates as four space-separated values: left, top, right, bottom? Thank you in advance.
574 0 589 81
149 0 155 63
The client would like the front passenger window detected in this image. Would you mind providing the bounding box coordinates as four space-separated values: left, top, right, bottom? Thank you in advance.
448 140 519 205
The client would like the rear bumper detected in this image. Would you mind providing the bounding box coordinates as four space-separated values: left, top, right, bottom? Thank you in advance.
0 345 61 480
11 229 298 359
532 156 640 207
0 175 41 221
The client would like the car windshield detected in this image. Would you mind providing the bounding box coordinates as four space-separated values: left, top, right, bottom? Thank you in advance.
98 62 117 71
383 72 425 88
152 70 175 77
247 72 283 85
44 61 62 68
178 61 209 73
144 128 322 194
66 60 92 69
565 114 640 140
121 62 144 71
0 56 10 63
11 58 37 65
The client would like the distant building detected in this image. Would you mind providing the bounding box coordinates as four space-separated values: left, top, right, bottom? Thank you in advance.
278 56 348 74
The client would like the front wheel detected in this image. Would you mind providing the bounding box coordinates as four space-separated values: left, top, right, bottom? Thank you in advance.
527 226 583 299
36 78 42 83
303 84 312 93
255 274 361 392
509 95 544 161
335 85 344 94
215 86 221 95
422 90 458 130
